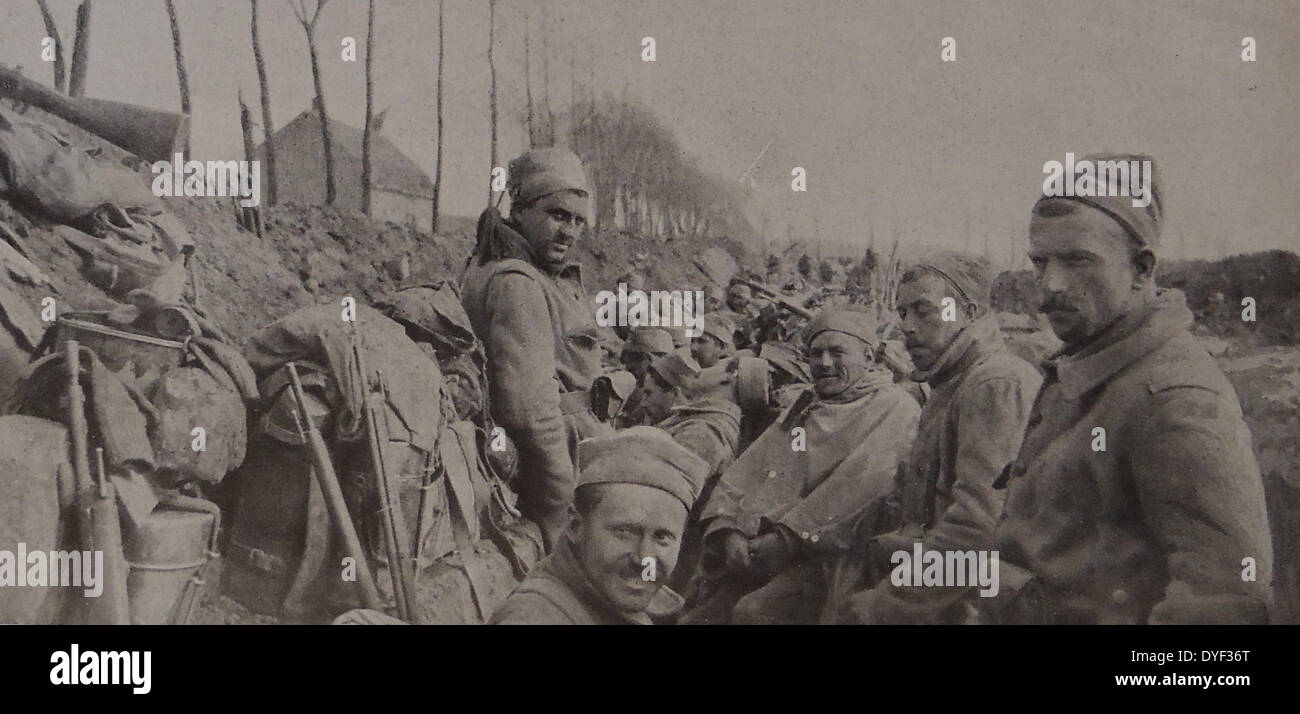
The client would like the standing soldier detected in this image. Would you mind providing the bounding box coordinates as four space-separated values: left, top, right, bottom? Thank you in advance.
983 154 1273 624
826 252 1041 624
461 148 610 552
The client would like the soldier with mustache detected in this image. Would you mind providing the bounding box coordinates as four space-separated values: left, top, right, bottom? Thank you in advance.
489 427 708 625
981 154 1273 624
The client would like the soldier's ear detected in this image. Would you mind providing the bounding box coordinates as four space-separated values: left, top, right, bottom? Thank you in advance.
1132 248 1157 287
567 503 583 535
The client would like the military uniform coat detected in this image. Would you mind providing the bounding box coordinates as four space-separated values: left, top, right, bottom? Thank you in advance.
985 290 1273 624
461 219 609 545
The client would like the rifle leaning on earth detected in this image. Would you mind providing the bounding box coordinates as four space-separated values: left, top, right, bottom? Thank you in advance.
348 324 419 623
0 64 189 164
285 362 385 613
65 340 132 624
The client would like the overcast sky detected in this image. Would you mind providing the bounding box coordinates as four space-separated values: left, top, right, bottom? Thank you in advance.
2 0 1296 268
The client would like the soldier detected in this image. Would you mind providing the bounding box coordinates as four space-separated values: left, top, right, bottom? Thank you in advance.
681 306 920 624
460 148 610 551
982 154 1273 624
489 427 709 625
825 252 1041 624
691 315 735 369
639 351 702 425
620 328 674 384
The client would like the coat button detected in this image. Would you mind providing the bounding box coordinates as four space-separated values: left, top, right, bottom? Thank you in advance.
810 534 820 543
767 470 776 480
801 531 811 540
1112 589 1128 605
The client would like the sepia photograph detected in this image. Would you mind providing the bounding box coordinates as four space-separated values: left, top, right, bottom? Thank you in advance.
0 0 1296 696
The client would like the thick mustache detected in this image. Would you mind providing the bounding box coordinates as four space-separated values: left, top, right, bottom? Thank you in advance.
1039 296 1077 313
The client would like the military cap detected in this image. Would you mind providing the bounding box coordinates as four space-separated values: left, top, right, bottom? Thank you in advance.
907 252 993 310
577 426 709 509
701 315 735 347
803 306 877 346
649 351 702 390
1034 152 1163 248
508 147 591 205
623 328 674 356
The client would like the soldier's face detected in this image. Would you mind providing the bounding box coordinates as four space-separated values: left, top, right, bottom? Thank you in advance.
726 291 749 312
513 191 590 268
806 331 872 398
897 273 972 372
1029 208 1146 349
570 483 686 615
640 373 677 423
621 350 654 381
691 334 726 368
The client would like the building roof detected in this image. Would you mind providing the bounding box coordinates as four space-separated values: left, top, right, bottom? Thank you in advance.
264 108 434 198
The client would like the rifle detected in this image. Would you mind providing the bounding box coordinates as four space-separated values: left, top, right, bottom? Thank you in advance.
285 362 384 612
65 340 131 624
740 279 814 319
349 324 418 623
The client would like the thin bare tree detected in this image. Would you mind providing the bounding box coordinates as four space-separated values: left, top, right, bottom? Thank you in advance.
540 10 554 145
361 0 376 215
487 0 498 205
432 0 444 232
251 0 277 204
34 0 65 92
164 0 190 159
524 7 535 148
290 0 335 205
67 0 92 97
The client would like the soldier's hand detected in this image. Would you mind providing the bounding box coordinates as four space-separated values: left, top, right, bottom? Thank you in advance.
723 532 752 573
747 532 794 573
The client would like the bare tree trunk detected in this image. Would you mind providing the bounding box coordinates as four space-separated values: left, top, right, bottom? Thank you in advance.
68 0 91 98
164 0 190 159
487 0 498 205
432 0 444 233
251 0 277 204
361 0 376 215
237 89 263 237
293 1 335 205
524 7 535 148
541 14 554 145
34 0 65 92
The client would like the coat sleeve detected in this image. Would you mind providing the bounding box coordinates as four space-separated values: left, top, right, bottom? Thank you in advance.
923 374 1037 553
488 591 577 625
483 272 575 546
1131 385 1273 624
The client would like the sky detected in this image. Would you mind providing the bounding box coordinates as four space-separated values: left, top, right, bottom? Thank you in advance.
1 0 1297 269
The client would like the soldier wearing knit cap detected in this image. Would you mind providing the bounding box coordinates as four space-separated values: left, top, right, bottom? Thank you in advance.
621 328 674 383
461 148 608 552
490 427 708 625
682 306 919 624
980 153 1273 624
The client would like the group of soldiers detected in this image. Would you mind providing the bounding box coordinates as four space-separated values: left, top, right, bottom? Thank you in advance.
462 147 1273 625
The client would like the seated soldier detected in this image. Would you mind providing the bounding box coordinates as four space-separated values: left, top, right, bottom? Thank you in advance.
681 306 920 625
691 315 735 369
489 427 709 625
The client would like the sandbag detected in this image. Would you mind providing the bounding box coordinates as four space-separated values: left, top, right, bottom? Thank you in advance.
147 366 247 485
0 415 76 625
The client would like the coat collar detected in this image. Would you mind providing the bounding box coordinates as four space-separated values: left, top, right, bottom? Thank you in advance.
911 314 1003 386
1045 289 1193 401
